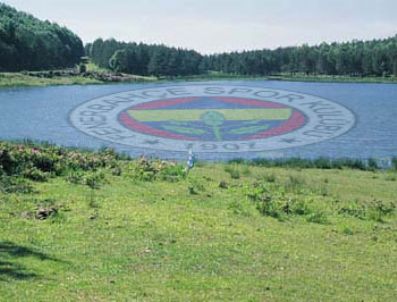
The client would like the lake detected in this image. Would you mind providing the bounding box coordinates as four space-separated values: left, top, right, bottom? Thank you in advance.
1 80 396 162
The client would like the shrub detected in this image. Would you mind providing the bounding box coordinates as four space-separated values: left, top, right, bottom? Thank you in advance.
262 173 277 183
242 165 251 176
224 165 240 179
367 158 379 171
255 194 285 219
0 176 34 194
158 165 185 182
247 182 328 222
342 226 354 235
79 63 87 74
339 199 395 222
368 200 396 222
0 149 17 175
188 179 206 195
284 175 306 193
85 172 106 190
0 142 122 180
84 172 106 208
228 200 248 215
130 158 185 182
66 170 85 185
338 201 367 219
392 157 397 170
306 212 328 224
111 166 122 176
313 157 332 169
290 199 312 215
22 167 49 182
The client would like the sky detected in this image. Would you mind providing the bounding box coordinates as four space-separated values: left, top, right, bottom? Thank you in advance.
2 0 397 54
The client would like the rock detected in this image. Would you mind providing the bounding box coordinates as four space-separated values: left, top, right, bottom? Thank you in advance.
219 180 228 189
35 207 58 220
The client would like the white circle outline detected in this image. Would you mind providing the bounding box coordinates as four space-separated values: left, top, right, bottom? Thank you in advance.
70 84 355 153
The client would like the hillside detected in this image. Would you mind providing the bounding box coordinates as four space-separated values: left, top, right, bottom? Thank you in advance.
0 3 84 71
0 141 396 301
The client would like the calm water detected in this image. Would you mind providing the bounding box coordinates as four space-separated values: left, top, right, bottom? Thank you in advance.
0 80 396 161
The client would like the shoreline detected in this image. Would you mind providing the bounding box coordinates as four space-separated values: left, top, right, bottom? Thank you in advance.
1 71 397 89
1 140 396 170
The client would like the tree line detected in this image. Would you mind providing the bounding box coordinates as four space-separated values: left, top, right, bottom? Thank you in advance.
0 3 84 71
1 3 396 77
204 38 397 77
87 36 397 77
85 39 202 76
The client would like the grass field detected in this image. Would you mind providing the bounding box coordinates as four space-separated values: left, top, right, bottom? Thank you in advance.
0 142 396 301
0 64 156 88
170 72 397 84
266 73 397 84
2 67 397 89
0 72 103 88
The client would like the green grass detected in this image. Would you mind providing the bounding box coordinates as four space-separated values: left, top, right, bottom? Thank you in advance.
0 72 103 88
172 72 397 84
266 73 397 84
0 143 396 301
0 63 157 88
2 67 397 89
85 62 110 73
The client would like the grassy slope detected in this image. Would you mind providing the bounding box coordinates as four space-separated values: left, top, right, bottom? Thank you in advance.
1 160 396 301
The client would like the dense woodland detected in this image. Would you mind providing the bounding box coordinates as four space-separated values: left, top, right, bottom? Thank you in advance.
87 36 397 77
0 3 84 71
0 3 396 77
85 39 203 76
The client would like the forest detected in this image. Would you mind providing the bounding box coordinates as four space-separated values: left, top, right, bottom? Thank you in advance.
85 39 203 76
0 3 84 71
1 3 396 77
87 36 397 77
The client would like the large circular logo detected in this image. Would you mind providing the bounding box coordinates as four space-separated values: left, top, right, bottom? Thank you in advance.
70 84 355 153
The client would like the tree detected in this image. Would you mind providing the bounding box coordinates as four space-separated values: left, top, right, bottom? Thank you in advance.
85 34 397 78
0 3 84 71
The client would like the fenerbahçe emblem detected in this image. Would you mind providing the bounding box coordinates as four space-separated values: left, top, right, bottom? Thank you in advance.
70 85 355 153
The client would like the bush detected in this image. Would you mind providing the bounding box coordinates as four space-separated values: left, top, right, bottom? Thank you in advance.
367 158 379 171
79 63 87 74
242 165 251 176
66 170 85 184
284 175 306 193
246 180 333 222
392 157 397 170
368 200 396 222
159 165 185 182
0 142 121 179
22 167 49 182
224 165 240 179
262 173 276 183
339 199 395 222
187 179 206 195
0 149 17 175
290 199 312 215
0 176 34 194
85 172 106 190
251 193 284 219
130 157 185 182
306 212 328 224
